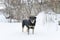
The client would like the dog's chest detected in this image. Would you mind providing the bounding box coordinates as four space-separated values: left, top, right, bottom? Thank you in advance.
29 26 33 27
29 26 34 29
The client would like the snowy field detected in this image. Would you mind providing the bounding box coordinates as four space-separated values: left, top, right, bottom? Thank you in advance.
0 11 60 40
0 23 60 40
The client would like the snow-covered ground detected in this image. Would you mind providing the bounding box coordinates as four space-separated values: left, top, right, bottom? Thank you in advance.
0 11 60 40
0 23 60 40
0 13 8 23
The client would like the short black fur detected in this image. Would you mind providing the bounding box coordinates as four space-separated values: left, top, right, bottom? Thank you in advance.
22 16 36 34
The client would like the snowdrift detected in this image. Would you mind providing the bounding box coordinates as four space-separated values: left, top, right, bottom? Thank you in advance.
0 14 7 22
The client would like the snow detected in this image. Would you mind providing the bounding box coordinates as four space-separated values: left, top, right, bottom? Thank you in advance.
46 11 56 23
0 14 8 23
0 23 60 40
0 4 6 9
36 11 46 25
0 11 60 40
0 0 6 9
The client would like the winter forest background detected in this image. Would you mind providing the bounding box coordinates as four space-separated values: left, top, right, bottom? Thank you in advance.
0 0 60 22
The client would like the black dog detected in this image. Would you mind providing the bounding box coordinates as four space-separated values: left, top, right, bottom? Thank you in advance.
22 16 36 34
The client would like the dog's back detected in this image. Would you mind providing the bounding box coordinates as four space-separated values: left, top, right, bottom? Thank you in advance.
22 20 29 27
22 16 36 27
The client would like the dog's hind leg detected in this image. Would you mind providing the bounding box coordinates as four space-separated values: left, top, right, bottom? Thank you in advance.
22 21 25 32
27 27 29 35
22 26 24 32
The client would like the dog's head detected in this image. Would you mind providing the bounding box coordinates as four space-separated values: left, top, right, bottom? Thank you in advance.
29 16 36 24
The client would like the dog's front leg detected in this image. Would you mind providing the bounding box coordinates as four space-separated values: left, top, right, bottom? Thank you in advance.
22 27 24 32
27 28 29 35
32 29 34 34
